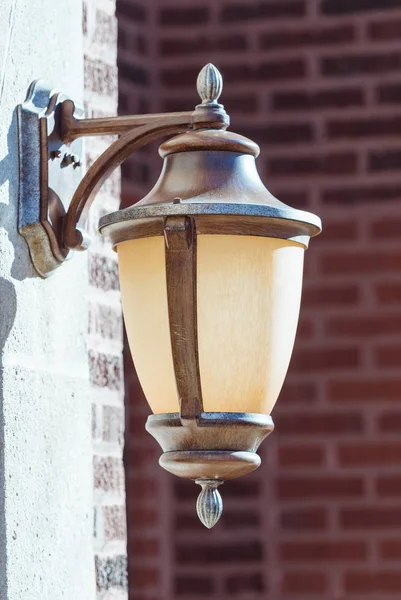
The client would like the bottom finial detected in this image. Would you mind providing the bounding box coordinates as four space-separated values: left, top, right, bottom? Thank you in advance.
195 479 223 529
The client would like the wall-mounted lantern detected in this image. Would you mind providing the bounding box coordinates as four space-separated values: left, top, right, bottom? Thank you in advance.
18 64 321 528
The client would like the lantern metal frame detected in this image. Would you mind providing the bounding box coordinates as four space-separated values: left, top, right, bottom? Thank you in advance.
17 64 322 527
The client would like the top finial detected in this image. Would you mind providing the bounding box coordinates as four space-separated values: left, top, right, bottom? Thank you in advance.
196 64 223 105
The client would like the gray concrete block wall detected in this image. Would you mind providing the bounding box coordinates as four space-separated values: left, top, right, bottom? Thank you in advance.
0 1 95 599
0 0 125 598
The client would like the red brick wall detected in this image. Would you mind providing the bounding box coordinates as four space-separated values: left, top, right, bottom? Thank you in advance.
118 1 401 598
84 1 127 597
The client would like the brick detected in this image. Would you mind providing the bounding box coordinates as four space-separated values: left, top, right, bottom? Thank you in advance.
103 505 127 541
273 87 364 111
159 34 247 56
291 347 359 371
118 25 148 55
345 570 401 593
176 541 263 564
103 406 124 444
379 411 401 431
372 219 401 238
329 379 401 402
95 555 128 592
376 345 401 367
128 411 147 436
129 508 159 528
377 476 401 496
118 60 149 86
278 476 363 500
89 302 122 340
321 251 401 274
268 152 357 176
327 115 401 139
322 52 401 77
369 149 401 172
339 443 401 466
273 189 310 208
281 508 327 531
282 571 327 594
93 9 117 48
226 573 265 594
128 538 159 557
276 412 363 435
89 254 119 291
377 282 401 304
220 1 305 22
341 507 401 529
261 25 354 50
278 444 324 467
89 350 122 390
131 568 159 589
323 183 401 204
116 1 147 22
224 511 261 529
126 477 157 500
303 284 359 306
322 0 401 13
379 82 401 104
380 539 401 558
93 456 124 493
159 7 209 26
121 158 150 185
320 220 358 241
84 57 117 96
280 541 366 562
297 317 314 338
370 18 401 40
327 315 401 337
176 576 214 596
241 122 313 146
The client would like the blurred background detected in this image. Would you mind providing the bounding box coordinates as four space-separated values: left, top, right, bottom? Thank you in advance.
117 1 401 598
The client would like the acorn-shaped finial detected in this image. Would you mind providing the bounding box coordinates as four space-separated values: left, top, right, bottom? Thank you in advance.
196 479 223 528
196 64 223 105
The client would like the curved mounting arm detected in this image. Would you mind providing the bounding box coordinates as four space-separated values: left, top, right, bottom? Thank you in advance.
63 116 192 251
62 63 229 252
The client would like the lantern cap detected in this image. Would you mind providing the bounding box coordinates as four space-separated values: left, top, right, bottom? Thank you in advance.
159 129 260 158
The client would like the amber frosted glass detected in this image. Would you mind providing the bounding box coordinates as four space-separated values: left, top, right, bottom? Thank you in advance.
197 235 304 413
118 236 178 413
118 234 304 415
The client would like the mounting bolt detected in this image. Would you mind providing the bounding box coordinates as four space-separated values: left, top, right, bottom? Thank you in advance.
72 154 81 169
61 153 81 168
50 150 62 160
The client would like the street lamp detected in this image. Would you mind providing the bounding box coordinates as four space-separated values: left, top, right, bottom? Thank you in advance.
18 64 321 528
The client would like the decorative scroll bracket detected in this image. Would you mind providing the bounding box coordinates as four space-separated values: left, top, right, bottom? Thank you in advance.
17 80 84 277
17 64 229 278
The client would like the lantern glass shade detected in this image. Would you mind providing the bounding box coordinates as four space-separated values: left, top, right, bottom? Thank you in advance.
118 233 304 416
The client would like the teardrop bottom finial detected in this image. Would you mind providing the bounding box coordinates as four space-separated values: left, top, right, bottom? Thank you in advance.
195 479 223 529
196 63 223 106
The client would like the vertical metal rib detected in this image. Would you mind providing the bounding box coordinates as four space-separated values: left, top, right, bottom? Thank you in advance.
164 215 203 422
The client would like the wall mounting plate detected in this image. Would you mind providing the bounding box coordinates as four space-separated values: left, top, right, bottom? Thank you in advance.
17 80 83 277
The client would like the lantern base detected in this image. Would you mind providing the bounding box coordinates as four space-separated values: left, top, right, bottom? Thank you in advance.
160 450 261 480
146 412 274 528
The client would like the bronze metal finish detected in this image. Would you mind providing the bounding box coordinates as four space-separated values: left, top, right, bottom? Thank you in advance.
18 64 322 527
146 411 274 526
164 216 203 423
